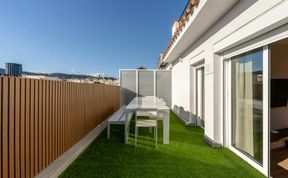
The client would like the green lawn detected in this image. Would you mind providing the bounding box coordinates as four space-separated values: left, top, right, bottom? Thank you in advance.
60 112 265 178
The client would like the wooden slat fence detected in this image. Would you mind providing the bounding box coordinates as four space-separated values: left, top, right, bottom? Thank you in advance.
0 77 120 178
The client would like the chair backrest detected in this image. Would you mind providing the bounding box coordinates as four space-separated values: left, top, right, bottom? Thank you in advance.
136 109 157 121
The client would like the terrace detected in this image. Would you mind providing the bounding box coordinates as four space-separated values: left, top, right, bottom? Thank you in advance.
0 69 266 178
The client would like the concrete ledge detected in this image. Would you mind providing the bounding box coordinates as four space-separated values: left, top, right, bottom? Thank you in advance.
35 119 108 178
171 110 222 148
204 134 223 148
171 109 196 126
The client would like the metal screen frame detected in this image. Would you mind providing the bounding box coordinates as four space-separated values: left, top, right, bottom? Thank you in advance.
119 69 172 107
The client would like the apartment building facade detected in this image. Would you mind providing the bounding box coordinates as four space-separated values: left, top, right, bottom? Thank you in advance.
158 0 288 177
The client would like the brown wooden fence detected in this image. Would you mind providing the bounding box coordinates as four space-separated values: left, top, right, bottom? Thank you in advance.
0 77 120 178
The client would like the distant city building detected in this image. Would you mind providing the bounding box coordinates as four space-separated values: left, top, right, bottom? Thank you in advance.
22 74 60 81
5 63 23 77
137 66 146 70
67 79 86 83
0 68 5 75
91 73 106 78
67 78 119 85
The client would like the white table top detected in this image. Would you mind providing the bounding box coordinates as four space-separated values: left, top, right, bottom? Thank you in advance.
125 96 170 111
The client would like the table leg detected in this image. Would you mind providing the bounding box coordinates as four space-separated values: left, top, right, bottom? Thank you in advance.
163 110 170 144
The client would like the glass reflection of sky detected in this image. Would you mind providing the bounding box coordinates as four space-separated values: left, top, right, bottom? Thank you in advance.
233 49 263 72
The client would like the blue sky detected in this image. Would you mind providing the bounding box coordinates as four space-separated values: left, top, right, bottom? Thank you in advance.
0 0 187 77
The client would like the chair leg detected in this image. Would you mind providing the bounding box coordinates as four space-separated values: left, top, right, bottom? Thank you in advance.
107 124 110 139
154 126 156 139
155 126 158 149
135 126 138 148
128 121 130 139
149 127 152 133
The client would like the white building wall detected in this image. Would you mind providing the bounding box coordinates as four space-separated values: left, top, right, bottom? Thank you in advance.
171 0 288 146
172 58 191 122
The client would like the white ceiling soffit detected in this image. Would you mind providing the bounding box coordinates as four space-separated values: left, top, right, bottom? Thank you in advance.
214 0 288 53
164 0 239 63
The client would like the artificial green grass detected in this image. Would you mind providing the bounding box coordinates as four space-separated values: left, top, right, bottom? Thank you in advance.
60 113 265 178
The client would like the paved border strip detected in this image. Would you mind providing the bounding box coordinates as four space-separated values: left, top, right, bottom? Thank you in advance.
35 119 108 178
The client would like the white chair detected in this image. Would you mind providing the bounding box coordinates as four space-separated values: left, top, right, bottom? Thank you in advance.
135 110 158 148
136 110 157 133
136 97 165 120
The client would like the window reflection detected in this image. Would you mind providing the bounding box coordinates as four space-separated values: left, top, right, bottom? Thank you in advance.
231 49 263 164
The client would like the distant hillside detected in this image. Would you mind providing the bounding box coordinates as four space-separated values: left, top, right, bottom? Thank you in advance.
22 71 116 80
0 68 116 80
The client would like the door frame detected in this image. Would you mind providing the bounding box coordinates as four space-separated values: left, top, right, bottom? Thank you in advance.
195 66 205 128
189 60 205 127
222 45 270 176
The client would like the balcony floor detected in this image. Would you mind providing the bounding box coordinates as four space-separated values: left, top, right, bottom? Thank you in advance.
60 113 265 178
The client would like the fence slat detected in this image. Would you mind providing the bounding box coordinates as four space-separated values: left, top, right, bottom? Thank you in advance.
30 79 35 177
2 77 9 178
9 78 15 178
49 81 52 164
20 79 25 177
51 81 56 162
35 80 39 175
25 79 30 178
44 80 49 167
15 78 21 178
39 80 43 171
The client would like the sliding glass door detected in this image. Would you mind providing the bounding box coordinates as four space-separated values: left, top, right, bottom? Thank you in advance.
231 49 264 164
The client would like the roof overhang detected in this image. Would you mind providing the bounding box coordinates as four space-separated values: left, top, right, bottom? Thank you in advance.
163 0 239 63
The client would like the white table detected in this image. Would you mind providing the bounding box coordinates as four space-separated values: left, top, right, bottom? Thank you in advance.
124 96 170 144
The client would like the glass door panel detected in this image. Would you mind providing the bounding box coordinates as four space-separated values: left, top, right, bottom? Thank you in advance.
231 48 263 164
